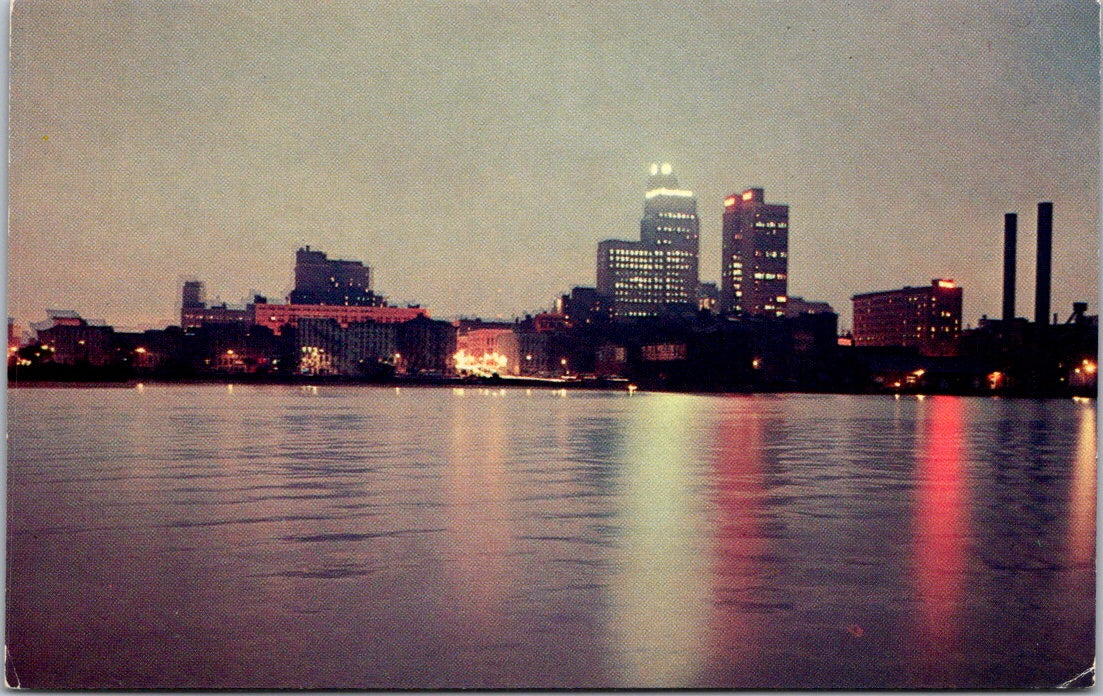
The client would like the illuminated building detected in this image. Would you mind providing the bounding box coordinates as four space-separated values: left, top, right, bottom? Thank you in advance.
296 318 397 376
851 279 963 356
289 246 381 307
253 302 427 335
455 327 520 376
720 187 789 316
597 163 700 318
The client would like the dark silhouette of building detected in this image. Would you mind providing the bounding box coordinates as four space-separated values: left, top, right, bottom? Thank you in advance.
851 279 963 357
29 310 114 367
396 316 457 375
182 280 205 310
1035 202 1053 326
697 282 718 312
597 163 700 318
556 286 612 326
720 187 789 316
784 296 834 318
289 246 381 307
1002 212 1017 322
180 280 254 328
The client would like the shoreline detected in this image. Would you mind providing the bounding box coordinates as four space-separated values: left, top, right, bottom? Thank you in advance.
7 376 1095 400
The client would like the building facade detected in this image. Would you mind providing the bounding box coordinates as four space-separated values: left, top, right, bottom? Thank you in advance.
253 302 428 335
597 163 700 318
29 310 114 366
720 188 789 316
289 246 381 307
296 318 398 375
851 279 963 356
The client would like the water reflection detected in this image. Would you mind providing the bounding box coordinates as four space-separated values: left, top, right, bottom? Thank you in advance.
913 396 968 680
1067 403 1096 571
5 387 1095 689
707 406 766 675
608 394 710 686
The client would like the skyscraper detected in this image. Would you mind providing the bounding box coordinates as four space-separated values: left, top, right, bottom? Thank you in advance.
720 188 789 316
597 163 700 318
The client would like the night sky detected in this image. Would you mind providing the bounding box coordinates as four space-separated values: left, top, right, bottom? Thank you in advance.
8 1 1099 331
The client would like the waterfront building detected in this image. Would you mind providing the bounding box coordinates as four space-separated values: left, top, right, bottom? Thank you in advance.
720 187 789 316
455 327 520 376
296 318 398 376
395 316 457 375
597 163 700 318
851 279 963 356
289 246 381 307
29 310 114 367
253 302 427 335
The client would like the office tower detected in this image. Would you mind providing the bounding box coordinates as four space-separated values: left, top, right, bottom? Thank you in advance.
289 246 381 307
1035 202 1053 326
1002 213 1017 322
596 163 700 318
851 279 963 356
720 188 789 316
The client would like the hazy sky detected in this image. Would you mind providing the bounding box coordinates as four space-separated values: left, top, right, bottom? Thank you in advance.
8 0 1099 331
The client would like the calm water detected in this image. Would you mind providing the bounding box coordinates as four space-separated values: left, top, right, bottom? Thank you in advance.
6 386 1096 688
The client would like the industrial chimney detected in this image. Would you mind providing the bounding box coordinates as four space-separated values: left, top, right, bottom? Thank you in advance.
1002 213 1016 322
1034 202 1052 327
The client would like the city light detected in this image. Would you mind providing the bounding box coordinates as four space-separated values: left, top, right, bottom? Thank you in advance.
936 280 955 288
644 187 694 199
453 349 508 377
724 196 736 207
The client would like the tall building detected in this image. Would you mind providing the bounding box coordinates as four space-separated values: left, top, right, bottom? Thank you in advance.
720 188 789 316
289 246 381 307
596 163 700 318
851 279 963 356
182 280 205 310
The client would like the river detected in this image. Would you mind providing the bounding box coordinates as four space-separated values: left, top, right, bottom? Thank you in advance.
6 386 1095 688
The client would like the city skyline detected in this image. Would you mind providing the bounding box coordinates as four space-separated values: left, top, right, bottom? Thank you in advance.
8 1 1099 331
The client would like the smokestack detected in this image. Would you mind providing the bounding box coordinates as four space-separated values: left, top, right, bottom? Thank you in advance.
1034 202 1052 327
1002 213 1017 322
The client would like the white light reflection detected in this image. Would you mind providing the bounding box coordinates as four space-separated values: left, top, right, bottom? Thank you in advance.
608 393 709 685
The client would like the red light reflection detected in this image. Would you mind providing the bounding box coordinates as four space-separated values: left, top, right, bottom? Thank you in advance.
913 396 968 661
708 410 766 669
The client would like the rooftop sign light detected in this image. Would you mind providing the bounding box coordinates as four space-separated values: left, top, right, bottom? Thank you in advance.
936 280 956 289
724 196 737 207
644 188 694 199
